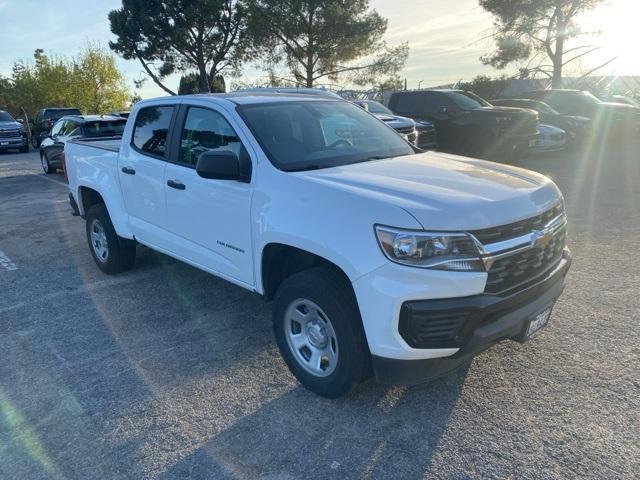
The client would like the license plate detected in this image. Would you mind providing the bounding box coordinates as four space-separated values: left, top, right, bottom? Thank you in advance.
0 142 8 146
525 306 553 339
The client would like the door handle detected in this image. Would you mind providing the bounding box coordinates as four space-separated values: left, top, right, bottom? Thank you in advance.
167 179 186 190
121 166 136 175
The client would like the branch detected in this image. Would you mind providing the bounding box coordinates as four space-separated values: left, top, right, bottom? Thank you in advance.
575 57 618 79
562 46 601 66
135 51 176 95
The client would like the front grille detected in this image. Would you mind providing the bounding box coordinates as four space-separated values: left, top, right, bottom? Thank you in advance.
394 126 415 135
418 129 436 147
485 229 566 294
0 130 21 139
471 204 563 244
399 307 469 348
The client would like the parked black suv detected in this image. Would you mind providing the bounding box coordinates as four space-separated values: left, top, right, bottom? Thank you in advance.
490 98 591 146
0 110 29 153
388 89 538 159
39 115 126 174
522 90 640 138
31 107 82 148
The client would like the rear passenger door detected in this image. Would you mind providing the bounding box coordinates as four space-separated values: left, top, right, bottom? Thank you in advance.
119 104 176 246
162 103 255 286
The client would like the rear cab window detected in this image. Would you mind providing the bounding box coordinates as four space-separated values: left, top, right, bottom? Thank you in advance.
132 106 175 158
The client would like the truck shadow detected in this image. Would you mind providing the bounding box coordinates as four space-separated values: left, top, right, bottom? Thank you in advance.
156 365 471 480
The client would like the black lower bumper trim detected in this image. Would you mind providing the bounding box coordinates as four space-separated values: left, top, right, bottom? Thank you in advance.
372 249 571 385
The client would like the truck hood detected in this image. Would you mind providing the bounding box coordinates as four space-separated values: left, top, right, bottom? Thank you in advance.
372 113 415 129
298 152 561 231
0 121 22 131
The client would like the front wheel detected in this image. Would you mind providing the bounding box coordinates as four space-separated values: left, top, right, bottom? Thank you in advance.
85 204 136 274
40 151 55 174
273 266 371 398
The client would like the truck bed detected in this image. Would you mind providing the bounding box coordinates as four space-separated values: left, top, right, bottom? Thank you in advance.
68 136 122 153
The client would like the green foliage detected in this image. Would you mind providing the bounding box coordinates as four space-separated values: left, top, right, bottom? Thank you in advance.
109 0 248 95
246 0 408 88
2 45 131 118
479 0 606 86
178 73 226 95
456 75 511 100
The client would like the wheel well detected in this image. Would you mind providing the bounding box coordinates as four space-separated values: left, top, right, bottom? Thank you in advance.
261 244 351 301
79 187 104 216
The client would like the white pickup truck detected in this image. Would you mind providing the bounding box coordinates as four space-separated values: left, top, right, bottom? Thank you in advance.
66 93 571 397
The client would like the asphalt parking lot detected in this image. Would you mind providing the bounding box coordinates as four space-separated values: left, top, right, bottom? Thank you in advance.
1 145 639 479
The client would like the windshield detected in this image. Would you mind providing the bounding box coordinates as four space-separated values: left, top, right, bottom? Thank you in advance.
82 120 126 138
0 111 15 122
580 91 602 105
359 101 393 115
239 100 414 171
531 101 559 115
448 91 491 110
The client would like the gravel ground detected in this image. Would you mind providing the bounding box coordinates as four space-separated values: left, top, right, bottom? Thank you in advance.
0 144 638 479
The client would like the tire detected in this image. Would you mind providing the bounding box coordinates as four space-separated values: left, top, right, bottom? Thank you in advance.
40 151 55 174
85 204 136 274
273 266 371 398
20 144 29 154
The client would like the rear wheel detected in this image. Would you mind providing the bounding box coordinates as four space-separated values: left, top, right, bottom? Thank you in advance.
85 204 136 274
273 266 370 398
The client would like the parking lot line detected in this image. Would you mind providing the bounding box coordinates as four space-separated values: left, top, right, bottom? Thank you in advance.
0 250 18 271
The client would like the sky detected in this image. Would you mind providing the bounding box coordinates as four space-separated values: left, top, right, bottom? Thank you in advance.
0 0 637 99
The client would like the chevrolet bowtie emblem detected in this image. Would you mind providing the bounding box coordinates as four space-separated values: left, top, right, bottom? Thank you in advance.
530 229 554 249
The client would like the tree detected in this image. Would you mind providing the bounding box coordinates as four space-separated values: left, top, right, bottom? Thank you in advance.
246 0 408 88
4 46 131 117
70 44 131 113
178 73 226 94
109 0 247 95
457 74 511 99
479 0 606 88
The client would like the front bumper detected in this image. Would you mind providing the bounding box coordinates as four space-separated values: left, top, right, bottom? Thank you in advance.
0 135 27 150
367 248 571 385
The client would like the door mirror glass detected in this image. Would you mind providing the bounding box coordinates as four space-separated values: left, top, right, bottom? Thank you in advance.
196 150 244 181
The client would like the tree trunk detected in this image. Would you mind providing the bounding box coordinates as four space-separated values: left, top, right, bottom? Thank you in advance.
552 10 565 89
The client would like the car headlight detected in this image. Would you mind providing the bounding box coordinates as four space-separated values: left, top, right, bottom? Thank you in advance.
374 226 485 271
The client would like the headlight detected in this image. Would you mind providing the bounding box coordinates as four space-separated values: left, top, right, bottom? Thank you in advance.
374 226 484 271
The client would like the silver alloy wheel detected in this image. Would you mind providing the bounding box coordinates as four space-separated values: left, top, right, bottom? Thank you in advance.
284 298 339 377
89 218 109 263
40 153 49 173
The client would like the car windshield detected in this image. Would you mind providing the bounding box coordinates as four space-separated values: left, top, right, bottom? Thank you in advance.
83 120 127 137
361 101 393 115
448 91 491 110
239 100 414 171
0 111 15 122
580 91 603 105
531 101 559 115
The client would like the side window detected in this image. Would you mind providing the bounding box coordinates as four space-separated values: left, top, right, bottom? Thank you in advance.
50 120 65 137
391 94 417 115
418 92 448 114
178 107 242 167
61 120 80 136
132 106 174 157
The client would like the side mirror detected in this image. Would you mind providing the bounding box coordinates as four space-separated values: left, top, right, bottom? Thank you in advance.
196 149 251 183
16 118 24 124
